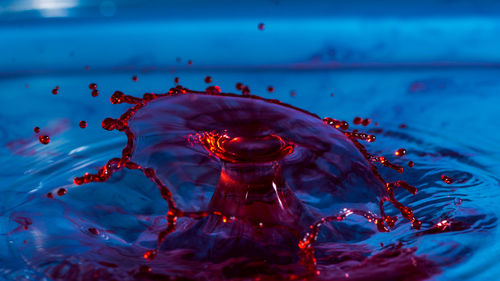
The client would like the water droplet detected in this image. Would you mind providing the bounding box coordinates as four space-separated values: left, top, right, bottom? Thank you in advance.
39 135 50 145
79 121 87 129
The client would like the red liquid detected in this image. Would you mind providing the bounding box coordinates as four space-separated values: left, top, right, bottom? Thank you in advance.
39 135 50 145
65 86 434 280
395 148 407 156
79 120 87 128
441 175 454 184
362 118 371 126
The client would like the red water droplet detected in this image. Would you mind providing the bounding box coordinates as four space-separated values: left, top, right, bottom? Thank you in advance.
206 86 221 94
399 123 408 129
73 177 84 185
400 206 414 220
57 188 67 196
361 118 371 126
88 227 99 235
412 219 422 230
39 135 50 145
88 83 97 90
258 23 265 30
79 120 87 128
290 90 296 97
340 121 349 130
242 86 251 96
395 148 407 157
396 180 418 195
91 89 99 97
85 65 90 71
46 192 53 199
25 84 29 88
353 117 362 125
267 86 274 93
33 127 40 134
330 93 334 97
377 156 403 173
144 168 155 177
174 77 179 84
408 161 414 167
51 86 59 95
132 75 138 82
204 76 212 83
143 250 157 260
441 175 454 184
187 60 193 65
101 118 117 131
367 135 376 142
111 91 125 104
235 83 244 90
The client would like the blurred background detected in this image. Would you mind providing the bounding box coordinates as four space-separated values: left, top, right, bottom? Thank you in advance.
1 1 500 280
2 0 500 73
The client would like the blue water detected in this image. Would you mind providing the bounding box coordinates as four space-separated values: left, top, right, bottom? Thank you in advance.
1 1 500 280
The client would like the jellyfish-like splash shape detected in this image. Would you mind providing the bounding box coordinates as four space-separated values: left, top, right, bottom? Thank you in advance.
10 87 436 280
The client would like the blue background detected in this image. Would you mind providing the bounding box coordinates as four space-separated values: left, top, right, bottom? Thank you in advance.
0 1 500 280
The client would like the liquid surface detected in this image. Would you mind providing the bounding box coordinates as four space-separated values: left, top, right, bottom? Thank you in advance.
0 69 499 280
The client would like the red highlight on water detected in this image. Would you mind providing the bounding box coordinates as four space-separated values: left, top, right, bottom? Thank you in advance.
441 175 454 184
